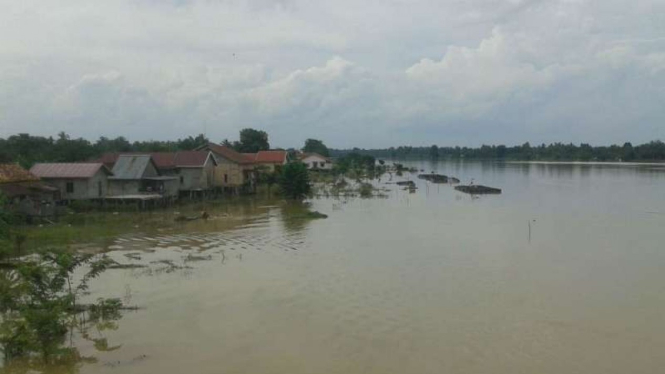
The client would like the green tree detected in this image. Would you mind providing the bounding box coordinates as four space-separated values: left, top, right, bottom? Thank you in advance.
278 162 311 200
237 129 269 153
302 139 330 157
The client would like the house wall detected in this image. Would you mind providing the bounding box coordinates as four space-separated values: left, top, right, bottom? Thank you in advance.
211 155 247 187
142 162 159 178
42 170 109 200
162 179 180 197
109 180 141 196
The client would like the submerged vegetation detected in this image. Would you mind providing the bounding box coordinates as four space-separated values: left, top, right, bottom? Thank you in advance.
0 251 125 367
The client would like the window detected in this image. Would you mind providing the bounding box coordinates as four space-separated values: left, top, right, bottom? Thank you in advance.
66 182 74 193
180 176 184 184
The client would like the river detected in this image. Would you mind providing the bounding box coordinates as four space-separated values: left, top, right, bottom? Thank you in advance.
16 161 665 374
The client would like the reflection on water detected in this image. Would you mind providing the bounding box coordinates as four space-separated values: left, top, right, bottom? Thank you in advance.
5 162 665 374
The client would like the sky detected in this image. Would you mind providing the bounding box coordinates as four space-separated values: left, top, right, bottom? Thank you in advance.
0 0 664 149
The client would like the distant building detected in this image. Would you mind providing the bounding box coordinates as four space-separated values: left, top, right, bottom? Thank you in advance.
108 155 179 198
30 163 112 201
0 163 58 218
299 153 333 170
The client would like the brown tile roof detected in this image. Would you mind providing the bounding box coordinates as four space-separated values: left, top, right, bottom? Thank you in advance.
254 150 287 164
201 143 253 164
0 163 40 184
173 151 214 167
30 163 111 179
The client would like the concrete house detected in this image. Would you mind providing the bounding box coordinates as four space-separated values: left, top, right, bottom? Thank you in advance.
108 155 179 198
242 150 289 173
0 163 58 218
299 153 333 170
30 163 112 200
149 151 217 196
196 143 256 193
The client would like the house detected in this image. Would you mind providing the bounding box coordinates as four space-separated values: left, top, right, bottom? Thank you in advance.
108 155 179 198
151 151 217 197
299 153 333 170
99 151 217 197
196 143 257 193
30 163 112 201
243 150 289 173
0 163 58 218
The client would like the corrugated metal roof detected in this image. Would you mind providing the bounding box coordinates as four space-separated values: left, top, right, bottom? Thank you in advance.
109 155 154 180
30 163 110 179
97 151 213 169
0 163 39 184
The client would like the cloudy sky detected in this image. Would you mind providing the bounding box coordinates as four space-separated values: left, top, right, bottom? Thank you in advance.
0 0 663 148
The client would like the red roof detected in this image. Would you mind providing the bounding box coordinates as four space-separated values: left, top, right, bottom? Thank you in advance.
254 150 287 164
0 163 39 184
30 163 111 179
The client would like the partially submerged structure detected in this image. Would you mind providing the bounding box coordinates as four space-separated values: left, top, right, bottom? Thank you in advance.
299 153 333 170
30 163 112 201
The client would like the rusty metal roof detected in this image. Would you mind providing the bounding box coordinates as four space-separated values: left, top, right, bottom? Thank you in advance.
0 163 40 184
30 163 111 179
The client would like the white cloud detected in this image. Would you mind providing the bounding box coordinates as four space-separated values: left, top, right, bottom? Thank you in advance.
0 0 664 147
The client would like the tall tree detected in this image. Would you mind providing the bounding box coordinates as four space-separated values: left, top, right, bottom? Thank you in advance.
237 128 269 152
279 162 311 200
302 139 330 157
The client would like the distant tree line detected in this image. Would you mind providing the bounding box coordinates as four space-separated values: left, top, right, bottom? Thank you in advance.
331 141 665 162
0 129 275 169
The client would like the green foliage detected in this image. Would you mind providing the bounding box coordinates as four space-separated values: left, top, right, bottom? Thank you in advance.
302 139 330 157
0 132 210 166
278 163 311 200
333 153 375 177
0 252 117 364
236 128 270 153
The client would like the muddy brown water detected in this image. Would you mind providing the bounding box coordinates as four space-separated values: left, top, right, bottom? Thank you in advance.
7 161 665 374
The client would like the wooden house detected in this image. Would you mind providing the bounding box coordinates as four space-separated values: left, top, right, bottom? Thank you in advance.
196 143 257 193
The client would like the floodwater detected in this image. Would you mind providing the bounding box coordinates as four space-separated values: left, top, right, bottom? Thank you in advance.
13 161 665 373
